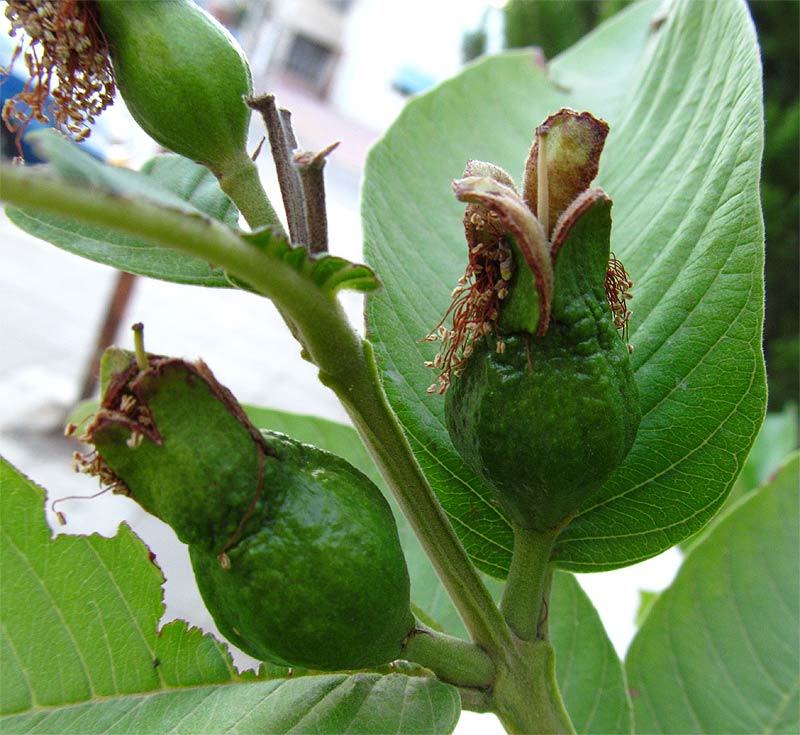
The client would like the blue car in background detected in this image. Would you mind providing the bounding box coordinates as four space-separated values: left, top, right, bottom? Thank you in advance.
1 32 109 162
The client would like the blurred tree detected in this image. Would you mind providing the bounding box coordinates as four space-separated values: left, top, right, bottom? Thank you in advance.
502 0 632 60
462 25 488 63
748 0 799 410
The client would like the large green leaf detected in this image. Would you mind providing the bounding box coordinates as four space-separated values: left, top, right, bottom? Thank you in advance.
0 458 460 733
550 573 633 734
362 0 765 575
624 453 799 734
2 674 458 735
6 132 236 286
0 457 234 714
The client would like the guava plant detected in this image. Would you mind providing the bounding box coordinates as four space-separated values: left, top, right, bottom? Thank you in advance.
1 1 797 734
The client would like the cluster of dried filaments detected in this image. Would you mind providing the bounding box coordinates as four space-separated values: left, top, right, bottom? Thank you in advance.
3 0 115 146
605 253 634 353
66 385 155 495
426 235 635 393
423 209 513 395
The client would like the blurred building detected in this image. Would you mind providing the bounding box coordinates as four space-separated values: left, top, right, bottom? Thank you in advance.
240 0 491 131
242 0 355 98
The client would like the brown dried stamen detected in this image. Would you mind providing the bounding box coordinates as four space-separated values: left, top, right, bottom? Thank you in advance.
73 361 157 493
424 207 513 394
2 0 115 151
605 253 634 353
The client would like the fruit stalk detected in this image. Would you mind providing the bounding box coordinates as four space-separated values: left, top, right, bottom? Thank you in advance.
401 624 495 688
500 525 559 641
217 153 285 231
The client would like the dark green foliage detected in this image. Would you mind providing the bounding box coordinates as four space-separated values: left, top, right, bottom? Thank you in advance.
502 0 633 60
462 26 488 63
748 1 799 409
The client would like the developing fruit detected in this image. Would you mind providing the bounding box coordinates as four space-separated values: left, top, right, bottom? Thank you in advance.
78 341 414 671
94 0 253 179
428 110 641 532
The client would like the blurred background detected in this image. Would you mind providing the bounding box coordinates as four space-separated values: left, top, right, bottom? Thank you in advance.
1 2 797 732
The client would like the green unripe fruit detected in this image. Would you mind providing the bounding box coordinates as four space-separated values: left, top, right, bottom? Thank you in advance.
444 196 640 531
95 0 252 178
82 351 414 671
190 431 415 670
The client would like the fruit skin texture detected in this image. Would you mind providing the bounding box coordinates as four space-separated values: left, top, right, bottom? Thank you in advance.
86 355 414 671
445 197 640 531
95 0 252 177
190 431 416 671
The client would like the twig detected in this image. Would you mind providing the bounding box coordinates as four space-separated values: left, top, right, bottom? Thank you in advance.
294 142 339 254
246 94 307 244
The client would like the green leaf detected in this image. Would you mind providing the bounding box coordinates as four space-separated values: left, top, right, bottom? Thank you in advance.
0 456 235 716
681 406 798 551
243 231 380 295
633 590 659 628
550 573 633 734
0 458 460 733
140 153 240 228
736 406 798 493
624 453 799 734
6 132 234 287
363 0 765 575
1 674 459 735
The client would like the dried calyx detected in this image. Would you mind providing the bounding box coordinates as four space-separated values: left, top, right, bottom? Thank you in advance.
425 109 633 394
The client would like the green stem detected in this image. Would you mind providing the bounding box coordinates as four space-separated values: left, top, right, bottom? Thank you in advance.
493 640 576 734
500 524 558 641
322 345 513 658
401 623 494 688
0 166 511 660
217 153 285 234
131 322 148 371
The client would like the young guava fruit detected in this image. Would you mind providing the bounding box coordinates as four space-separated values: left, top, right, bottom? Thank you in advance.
445 198 640 531
94 0 253 178
80 348 414 671
430 110 641 532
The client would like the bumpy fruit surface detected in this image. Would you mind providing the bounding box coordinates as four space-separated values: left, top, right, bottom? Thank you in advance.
82 352 414 670
95 0 252 177
445 196 640 531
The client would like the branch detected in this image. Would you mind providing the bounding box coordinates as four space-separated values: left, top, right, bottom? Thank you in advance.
0 165 513 659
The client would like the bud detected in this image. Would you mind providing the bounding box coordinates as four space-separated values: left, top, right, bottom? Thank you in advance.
429 110 641 532
94 0 253 178
79 339 414 670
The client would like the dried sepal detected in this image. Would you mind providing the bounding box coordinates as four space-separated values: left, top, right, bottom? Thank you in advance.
550 187 608 259
463 159 519 192
426 109 631 393
2 0 115 148
452 175 552 333
522 109 609 236
423 163 548 394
